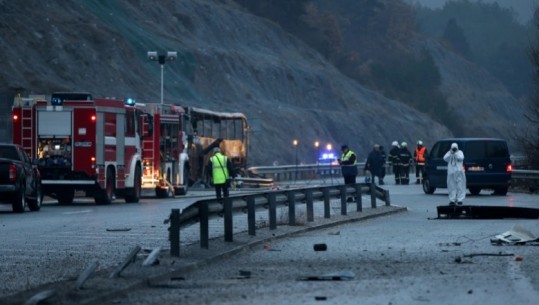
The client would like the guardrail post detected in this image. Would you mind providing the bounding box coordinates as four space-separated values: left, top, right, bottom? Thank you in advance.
355 184 362 212
305 189 314 222
247 197 256 236
199 201 209 249
323 188 330 218
169 209 180 257
267 192 277 230
384 189 391 206
224 197 233 242
339 185 347 215
370 181 377 208
287 191 296 226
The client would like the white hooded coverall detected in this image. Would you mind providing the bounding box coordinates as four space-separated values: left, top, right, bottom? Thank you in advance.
443 143 466 203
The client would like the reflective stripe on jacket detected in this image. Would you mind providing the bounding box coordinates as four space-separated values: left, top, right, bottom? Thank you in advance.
340 150 358 176
341 150 356 165
211 153 229 184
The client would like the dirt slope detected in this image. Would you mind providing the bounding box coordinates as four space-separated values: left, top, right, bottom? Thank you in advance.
0 0 517 165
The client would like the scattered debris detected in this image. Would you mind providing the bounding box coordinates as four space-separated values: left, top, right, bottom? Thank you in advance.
297 270 355 281
315 296 328 301
142 247 162 266
328 231 340 235
106 227 132 232
454 256 472 264
515 256 523 262
313 243 328 251
463 252 514 258
235 270 252 279
23 289 56 305
109 245 141 278
263 243 281 251
438 242 461 247
490 225 539 245
75 260 99 290
437 205 539 219
455 252 514 264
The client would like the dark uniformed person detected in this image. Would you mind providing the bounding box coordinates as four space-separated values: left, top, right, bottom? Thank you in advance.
399 142 412 185
388 141 401 184
338 144 358 184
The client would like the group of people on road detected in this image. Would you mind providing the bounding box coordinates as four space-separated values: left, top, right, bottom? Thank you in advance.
338 140 466 205
207 139 465 206
341 140 427 187
387 140 427 185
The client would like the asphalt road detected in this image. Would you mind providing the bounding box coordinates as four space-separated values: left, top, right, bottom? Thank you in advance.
105 183 539 305
1 180 539 304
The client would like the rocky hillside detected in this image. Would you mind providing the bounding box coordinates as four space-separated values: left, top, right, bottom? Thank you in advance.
0 0 526 165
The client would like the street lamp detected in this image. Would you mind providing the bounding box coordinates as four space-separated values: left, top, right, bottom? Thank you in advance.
315 141 324 183
147 51 177 104
314 141 320 164
327 143 334 184
293 139 298 181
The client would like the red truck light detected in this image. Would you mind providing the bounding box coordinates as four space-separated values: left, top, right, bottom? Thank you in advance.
9 164 16 182
506 164 513 172
91 115 96 122
12 114 18 121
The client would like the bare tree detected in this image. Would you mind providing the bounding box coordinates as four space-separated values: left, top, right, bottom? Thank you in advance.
520 9 539 169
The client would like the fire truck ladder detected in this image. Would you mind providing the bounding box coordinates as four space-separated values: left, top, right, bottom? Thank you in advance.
142 136 158 187
21 105 34 157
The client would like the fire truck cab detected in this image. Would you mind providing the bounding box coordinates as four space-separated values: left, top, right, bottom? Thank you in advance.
12 93 143 205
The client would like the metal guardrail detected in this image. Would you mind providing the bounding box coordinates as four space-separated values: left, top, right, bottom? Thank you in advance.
512 169 539 180
247 164 539 182
166 182 390 256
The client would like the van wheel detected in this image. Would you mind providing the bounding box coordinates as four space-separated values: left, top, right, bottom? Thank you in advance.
28 184 43 211
493 186 508 196
422 178 435 194
469 187 481 196
12 184 26 213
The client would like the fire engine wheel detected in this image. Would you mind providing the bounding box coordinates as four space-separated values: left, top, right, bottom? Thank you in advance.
155 187 173 198
12 184 27 213
28 183 43 212
95 168 114 205
57 189 75 205
124 166 141 203
174 165 189 196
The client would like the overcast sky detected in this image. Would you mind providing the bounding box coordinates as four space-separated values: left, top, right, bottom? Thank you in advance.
405 0 538 23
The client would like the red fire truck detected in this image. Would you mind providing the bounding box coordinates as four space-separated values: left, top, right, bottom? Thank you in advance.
12 93 143 205
135 103 249 197
136 102 189 197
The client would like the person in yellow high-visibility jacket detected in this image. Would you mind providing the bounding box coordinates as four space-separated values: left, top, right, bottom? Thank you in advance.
207 147 235 200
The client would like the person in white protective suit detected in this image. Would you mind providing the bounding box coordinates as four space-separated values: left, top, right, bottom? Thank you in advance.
443 143 466 205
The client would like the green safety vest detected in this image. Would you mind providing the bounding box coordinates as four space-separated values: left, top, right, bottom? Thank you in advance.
341 150 356 164
211 153 229 184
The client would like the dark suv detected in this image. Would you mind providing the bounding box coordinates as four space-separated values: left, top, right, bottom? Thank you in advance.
422 138 512 196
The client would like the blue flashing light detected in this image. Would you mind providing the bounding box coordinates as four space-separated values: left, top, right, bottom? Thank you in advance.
51 97 63 105
320 153 335 160
125 98 136 105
